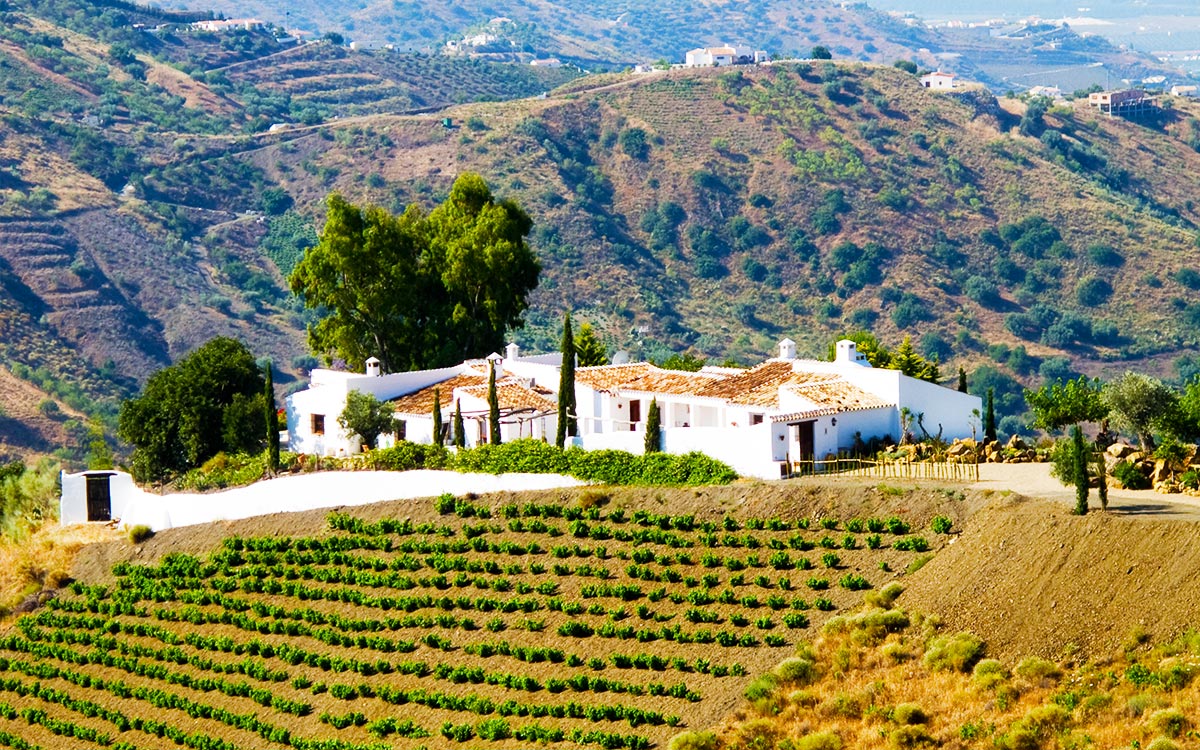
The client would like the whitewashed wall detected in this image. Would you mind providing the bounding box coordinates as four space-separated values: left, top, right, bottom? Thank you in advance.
897 377 982 441
59 471 139 526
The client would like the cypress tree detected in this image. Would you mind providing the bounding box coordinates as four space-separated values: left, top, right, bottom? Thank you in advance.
957 366 968 393
1072 424 1089 515
432 388 443 447
453 399 465 449
556 312 577 448
984 388 996 443
488 361 501 445
1094 446 1108 511
264 360 279 474
644 398 662 453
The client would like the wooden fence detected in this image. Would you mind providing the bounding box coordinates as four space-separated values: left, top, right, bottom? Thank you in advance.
782 457 980 482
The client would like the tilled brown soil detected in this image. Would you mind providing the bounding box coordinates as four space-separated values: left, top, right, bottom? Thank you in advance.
901 491 1200 662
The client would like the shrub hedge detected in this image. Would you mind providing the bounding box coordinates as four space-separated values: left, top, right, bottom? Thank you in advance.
371 439 738 487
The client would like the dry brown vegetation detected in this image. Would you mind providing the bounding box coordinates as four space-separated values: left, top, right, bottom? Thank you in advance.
706 598 1200 750
0 523 117 622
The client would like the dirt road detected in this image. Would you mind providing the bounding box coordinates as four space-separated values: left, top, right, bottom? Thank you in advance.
971 462 1200 519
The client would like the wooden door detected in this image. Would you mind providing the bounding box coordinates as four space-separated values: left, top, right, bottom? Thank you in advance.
797 421 815 461
86 474 112 522
628 401 641 431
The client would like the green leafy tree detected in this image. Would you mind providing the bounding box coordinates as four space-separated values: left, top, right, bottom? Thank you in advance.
488 361 501 445
264 361 280 474
1094 448 1108 511
86 426 114 471
432 388 444 447
644 398 662 454
957 366 967 393
1179 375 1200 440
118 337 265 483
891 336 941 383
1072 424 1089 515
1024 376 1107 433
453 399 466 449
556 313 576 448
811 45 832 60
1103 372 1179 451
338 391 400 450
289 174 540 372
576 323 609 367
658 352 707 372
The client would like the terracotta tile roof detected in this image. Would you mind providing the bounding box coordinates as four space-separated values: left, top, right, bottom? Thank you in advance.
391 372 555 415
617 369 724 397
772 380 893 422
458 381 556 413
389 374 485 414
695 361 838 407
574 363 655 393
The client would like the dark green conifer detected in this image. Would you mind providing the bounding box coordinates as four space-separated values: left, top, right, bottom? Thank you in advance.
644 399 662 454
556 313 577 448
488 361 501 445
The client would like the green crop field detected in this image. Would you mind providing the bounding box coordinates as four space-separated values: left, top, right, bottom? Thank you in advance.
0 494 951 749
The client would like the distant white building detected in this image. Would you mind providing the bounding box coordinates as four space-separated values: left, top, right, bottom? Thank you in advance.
684 45 768 67
1171 85 1198 97
1027 85 1063 100
920 71 957 90
192 18 264 32
529 58 562 67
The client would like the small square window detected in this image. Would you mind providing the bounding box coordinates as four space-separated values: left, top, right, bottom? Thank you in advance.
751 414 764 425
312 414 325 435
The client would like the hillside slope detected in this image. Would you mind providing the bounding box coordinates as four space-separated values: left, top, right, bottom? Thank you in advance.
2 0 1200 460
3 479 1198 750
270 65 1200 375
902 493 1200 661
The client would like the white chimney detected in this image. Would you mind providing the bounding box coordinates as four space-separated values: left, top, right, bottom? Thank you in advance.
835 340 870 367
505 342 519 362
487 352 504 377
778 338 797 360
365 357 382 377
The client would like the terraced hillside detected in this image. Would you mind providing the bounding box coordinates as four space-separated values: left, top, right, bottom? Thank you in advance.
224 46 583 118
0 486 958 749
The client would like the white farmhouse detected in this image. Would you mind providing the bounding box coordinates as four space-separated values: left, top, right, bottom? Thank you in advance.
686 45 738 67
192 18 264 32
284 339 980 480
571 339 980 478
286 345 561 456
920 71 957 90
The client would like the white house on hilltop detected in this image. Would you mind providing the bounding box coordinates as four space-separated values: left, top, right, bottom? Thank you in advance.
920 71 957 90
284 339 980 479
684 45 769 67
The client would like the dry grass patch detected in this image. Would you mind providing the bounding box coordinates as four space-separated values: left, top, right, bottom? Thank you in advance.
0 523 117 621
707 599 1200 750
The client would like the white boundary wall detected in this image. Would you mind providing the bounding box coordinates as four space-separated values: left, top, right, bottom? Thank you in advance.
61 471 584 532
